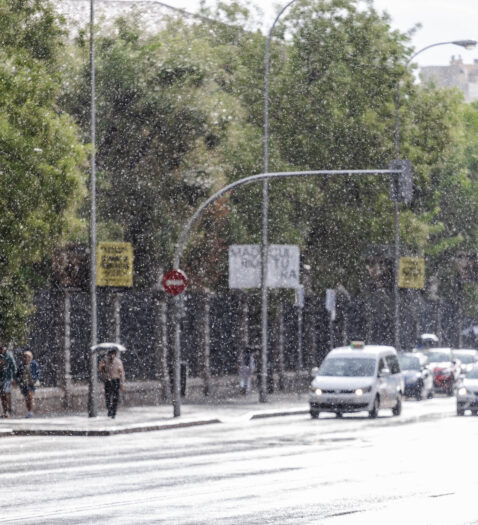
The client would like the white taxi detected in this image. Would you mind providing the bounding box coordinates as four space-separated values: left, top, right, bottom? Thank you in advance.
309 342 403 419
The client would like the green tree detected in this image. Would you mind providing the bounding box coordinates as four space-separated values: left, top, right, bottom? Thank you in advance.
0 0 86 340
62 14 249 289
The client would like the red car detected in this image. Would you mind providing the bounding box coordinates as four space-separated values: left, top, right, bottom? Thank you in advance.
424 348 461 396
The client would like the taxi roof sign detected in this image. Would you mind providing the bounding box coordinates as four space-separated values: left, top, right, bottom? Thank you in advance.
350 341 365 349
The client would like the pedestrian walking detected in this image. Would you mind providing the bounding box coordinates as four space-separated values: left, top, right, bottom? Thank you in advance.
0 344 17 418
98 348 125 418
238 349 255 395
16 350 41 418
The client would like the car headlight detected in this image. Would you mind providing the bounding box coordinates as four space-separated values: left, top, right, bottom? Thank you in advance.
311 388 322 395
458 387 468 396
355 386 371 396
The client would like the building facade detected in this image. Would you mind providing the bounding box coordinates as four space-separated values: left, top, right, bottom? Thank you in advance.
420 55 478 103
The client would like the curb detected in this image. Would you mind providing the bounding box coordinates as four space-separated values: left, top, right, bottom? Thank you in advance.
250 409 309 420
0 407 310 437
5 418 222 437
0 407 456 437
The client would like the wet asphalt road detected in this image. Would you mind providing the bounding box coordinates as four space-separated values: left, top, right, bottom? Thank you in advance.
1 396 477 524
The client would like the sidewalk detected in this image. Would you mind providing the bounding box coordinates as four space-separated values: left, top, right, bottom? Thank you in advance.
0 393 310 437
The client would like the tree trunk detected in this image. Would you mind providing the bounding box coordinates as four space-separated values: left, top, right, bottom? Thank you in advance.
154 291 170 401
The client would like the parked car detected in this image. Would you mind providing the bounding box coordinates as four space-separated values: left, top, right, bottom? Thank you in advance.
423 348 461 396
456 365 478 416
453 349 478 375
398 352 433 400
309 342 403 419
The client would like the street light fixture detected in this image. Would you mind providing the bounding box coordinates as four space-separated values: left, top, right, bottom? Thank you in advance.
392 39 477 352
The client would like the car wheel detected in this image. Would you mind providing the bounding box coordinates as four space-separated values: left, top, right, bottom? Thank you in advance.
472 410 478 416
369 396 379 419
310 410 320 419
336 412 343 418
392 394 402 416
457 407 465 416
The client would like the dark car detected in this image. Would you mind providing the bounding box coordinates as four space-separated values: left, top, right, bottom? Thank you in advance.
424 348 461 396
398 352 433 400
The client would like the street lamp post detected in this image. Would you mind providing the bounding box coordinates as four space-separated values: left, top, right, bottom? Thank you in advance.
88 0 98 418
261 0 297 403
393 39 476 352
85 0 213 419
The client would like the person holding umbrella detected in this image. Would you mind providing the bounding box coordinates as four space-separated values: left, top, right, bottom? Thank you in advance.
98 347 125 418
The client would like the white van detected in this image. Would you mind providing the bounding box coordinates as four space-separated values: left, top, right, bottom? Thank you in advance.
309 342 403 419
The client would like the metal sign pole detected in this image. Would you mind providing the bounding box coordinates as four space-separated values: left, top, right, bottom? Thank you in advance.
173 293 182 417
88 0 98 418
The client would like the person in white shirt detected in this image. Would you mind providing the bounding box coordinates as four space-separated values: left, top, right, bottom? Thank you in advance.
99 348 125 418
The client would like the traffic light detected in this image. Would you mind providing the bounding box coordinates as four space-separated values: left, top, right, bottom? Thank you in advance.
389 159 413 204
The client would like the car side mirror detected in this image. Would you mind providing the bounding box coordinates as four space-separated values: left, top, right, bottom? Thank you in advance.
379 368 391 378
311 367 320 377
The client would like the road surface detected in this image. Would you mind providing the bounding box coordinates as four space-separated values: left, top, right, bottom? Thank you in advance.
1 396 476 524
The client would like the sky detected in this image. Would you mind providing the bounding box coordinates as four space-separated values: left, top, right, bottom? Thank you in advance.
172 0 478 68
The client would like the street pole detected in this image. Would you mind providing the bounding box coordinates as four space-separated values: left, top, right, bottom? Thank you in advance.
262 0 297 403
88 0 98 418
294 285 304 395
392 39 476 352
173 294 182 417
393 198 400 351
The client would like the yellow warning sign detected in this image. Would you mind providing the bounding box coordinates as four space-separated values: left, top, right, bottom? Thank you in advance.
97 242 133 287
398 257 425 289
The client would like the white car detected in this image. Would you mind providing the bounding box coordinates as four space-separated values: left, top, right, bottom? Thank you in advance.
309 342 403 419
456 365 478 416
453 349 478 375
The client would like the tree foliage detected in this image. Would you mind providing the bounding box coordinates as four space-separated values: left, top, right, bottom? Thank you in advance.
59 0 478 308
0 0 86 340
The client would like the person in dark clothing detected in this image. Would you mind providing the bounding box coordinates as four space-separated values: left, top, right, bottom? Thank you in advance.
98 348 125 418
16 350 41 418
0 345 17 418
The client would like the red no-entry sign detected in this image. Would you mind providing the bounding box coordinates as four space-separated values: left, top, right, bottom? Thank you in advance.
162 269 188 296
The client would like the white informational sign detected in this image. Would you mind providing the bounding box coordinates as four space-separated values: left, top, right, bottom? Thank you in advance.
229 244 300 289
229 245 260 288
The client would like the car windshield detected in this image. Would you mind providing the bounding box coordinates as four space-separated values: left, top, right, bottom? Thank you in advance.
466 367 478 379
399 355 420 370
318 357 376 377
427 351 451 363
455 353 477 364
